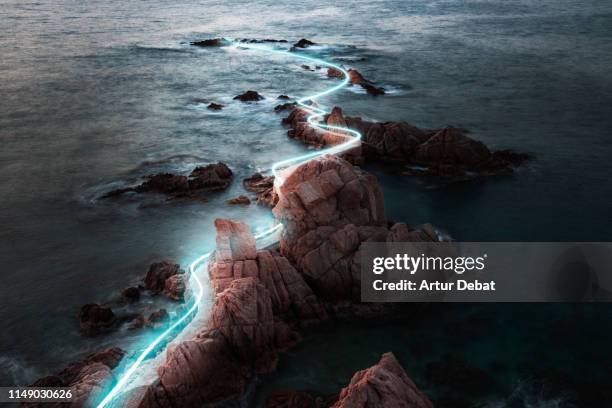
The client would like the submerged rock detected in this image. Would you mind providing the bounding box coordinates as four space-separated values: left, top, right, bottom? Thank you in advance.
147 308 169 328
233 90 264 101
274 102 297 113
333 353 433 408
121 286 140 303
78 304 117 336
277 94 291 100
347 69 385 95
191 38 228 47
293 38 316 48
207 102 224 110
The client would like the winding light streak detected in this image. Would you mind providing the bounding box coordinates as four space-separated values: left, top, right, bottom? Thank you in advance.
96 41 361 408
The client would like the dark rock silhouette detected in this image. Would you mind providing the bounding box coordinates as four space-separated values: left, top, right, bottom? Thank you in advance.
144 261 183 293
78 304 117 335
233 90 264 101
191 38 228 47
207 102 224 110
293 38 316 48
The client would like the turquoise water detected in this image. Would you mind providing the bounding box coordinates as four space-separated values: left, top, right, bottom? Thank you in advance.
1 0 612 404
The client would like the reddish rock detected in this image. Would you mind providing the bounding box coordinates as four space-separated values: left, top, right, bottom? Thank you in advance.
144 261 183 293
164 274 186 300
207 102 224 110
103 162 233 200
233 90 264 101
78 304 117 335
273 155 437 300
293 38 316 48
333 353 433 408
226 195 251 205
243 172 278 207
28 348 125 408
209 219 326 323
191 38 227 47
346 69 385 95
327 67 344 79
188 162 233 191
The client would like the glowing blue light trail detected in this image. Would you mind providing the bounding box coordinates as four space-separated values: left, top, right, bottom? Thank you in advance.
96 41 362 408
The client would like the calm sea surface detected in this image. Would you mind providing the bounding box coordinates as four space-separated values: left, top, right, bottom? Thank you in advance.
1 0 612 404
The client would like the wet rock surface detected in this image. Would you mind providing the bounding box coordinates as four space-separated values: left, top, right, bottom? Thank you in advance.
27 347 125 408
333 353 433 408
244 172 277 207
191 38 228 47
207 102 224 110
293 38 316 48
103 162 233 200
234 90 264 101
226 195 251 205
163 274 186 300
144 261 183 293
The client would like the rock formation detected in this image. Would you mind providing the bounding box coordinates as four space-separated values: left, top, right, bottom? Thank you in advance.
163 274 186 300
103 162 233 200
27 348 125 408
327 68 385 95
207 102 224 110
191 38 228 47
226 195 251 205
144 261 183 293
78 304 118 335
273 154 438 301
333 353 433 408
283 106 529 179
293 38 316 49
234 90 264 101
243 172 278 207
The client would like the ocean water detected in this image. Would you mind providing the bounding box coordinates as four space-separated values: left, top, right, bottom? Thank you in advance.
1 0 612 404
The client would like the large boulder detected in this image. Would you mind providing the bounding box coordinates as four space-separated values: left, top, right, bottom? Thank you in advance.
144 261 183 293
333 353 433 408
273 154 437 300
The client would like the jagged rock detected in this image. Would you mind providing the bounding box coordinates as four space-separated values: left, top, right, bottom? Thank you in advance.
282 106 528 178
121 286 140 303
244 172 278 207
333 353 433 408
207 102 224 110
191 38 228 47
209 219 326 324
103 162 233 200
27 348 125 408
226 195 251 205
78 304 117 335
233 90 264 101
273 155 437 300
164 274 186 300
347 69 385 95
293 38 315 48
144 261 183 293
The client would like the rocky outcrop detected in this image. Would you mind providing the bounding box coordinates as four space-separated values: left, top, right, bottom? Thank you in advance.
327 68 384 95
191 38 228 47
163 274 186 300
273 154 437 301
103 162 233 200
234 90 264 101
121 286 140 303
140 219 325 407
293 38 315 49
78 304 117 335
226 195 251 205
144 261 183 293
282 106 529 179
333 353 433 408
244 172 278 207
275 102 297 113
207 102 224 110
27 348 125 408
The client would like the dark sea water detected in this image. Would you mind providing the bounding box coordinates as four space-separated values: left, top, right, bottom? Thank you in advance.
2 0 612 405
